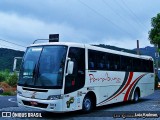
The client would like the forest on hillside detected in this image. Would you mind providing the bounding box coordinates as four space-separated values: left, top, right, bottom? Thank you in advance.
0 48 24 71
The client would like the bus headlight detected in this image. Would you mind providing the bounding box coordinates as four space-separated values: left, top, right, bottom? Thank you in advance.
17 91 23 96
47 95 63 100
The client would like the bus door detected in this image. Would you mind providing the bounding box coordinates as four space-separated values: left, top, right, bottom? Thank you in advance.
64 47 85 111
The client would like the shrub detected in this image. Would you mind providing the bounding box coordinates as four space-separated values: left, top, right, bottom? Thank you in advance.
155 75 159 90
1 91 14 96
0 72 5 82
6 72 18 87
0 70 10 82
4 69 10 80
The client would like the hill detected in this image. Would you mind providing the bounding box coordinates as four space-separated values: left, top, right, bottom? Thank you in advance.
0 48 24 71
94 44 137 54
133 46 156 59
95 44 155 59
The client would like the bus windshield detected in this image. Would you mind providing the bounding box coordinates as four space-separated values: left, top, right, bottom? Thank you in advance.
18 45 68 89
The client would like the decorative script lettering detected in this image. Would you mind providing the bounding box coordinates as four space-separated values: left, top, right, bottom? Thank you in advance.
89 72 121 83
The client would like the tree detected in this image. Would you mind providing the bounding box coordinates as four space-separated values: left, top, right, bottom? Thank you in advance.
149 13 160 47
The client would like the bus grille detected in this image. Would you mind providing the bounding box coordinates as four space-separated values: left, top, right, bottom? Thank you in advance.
22 100 48 108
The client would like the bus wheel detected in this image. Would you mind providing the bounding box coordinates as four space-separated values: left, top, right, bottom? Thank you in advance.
133 90 139 102
82 96 93 113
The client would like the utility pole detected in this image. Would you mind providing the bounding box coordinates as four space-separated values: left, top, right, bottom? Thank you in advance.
155 44 159 75
137 40 140 55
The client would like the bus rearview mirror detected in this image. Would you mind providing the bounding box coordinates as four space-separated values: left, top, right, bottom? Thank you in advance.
66 61 74 75
13 57 22 72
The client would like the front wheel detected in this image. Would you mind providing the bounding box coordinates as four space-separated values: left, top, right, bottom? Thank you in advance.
82 96 93 113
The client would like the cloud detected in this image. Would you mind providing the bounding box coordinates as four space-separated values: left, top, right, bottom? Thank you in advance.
0 12 94 49
0 0 160 50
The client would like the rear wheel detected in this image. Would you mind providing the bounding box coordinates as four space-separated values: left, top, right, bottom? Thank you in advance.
133 90 139 102
82 96 93 113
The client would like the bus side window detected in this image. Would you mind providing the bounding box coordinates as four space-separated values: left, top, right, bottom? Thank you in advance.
105 62 110 70
97 53 105 70
89 61 94 69
108 54 114 71
149 60 153 72
105 53 110 70
98 63 103 69
115 55 120 71
88 50 97 70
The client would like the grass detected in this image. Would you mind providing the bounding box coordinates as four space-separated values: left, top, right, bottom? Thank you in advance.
0 91 15 96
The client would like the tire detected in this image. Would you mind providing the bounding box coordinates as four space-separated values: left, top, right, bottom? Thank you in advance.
133 90 139 102
82 96 93 113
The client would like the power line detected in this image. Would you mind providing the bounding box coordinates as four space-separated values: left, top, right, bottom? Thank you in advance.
116 0 146 29
0 39 26 48
121 0 146 28
0 42 25 50
0 43 11 48
102 0 137 32
78 0 134 38
0 43 21 50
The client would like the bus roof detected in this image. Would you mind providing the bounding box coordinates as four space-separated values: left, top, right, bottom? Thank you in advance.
30 42 85 48
29 42 153 61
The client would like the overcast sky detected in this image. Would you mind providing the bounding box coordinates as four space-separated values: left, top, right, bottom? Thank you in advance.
0 0 160 51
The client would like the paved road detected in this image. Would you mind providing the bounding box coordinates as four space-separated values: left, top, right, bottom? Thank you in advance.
0 96 17 109
0 90 160 120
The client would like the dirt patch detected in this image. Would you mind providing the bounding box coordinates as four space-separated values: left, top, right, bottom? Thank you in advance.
0 82 17 92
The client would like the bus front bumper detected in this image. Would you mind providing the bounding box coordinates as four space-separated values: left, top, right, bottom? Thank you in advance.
17 95 63 112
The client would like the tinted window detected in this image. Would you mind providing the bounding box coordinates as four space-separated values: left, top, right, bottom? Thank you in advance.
88 49 153 72
19 46 67 88
64 47 85 94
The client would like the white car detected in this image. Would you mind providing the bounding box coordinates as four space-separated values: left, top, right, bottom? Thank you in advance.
158 82 160 88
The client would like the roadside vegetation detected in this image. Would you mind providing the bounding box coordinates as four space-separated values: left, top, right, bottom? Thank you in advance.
0 69 18 96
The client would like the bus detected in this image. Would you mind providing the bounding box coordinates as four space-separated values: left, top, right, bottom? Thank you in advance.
17 41 154 113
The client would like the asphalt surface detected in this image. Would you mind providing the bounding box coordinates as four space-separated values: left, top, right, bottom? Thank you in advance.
0 96 17 109
0 90 160 120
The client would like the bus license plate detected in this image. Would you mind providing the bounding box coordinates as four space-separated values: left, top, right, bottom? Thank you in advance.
30 101 38 106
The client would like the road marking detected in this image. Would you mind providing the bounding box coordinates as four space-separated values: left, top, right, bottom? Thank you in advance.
8 98 17 103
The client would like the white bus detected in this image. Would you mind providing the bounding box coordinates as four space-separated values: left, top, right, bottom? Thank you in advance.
17 42 154 112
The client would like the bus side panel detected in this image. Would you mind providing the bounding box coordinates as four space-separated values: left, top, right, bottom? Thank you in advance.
85 71 126 106
131 73 154 99
95 86 120 106
85 71 154 107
